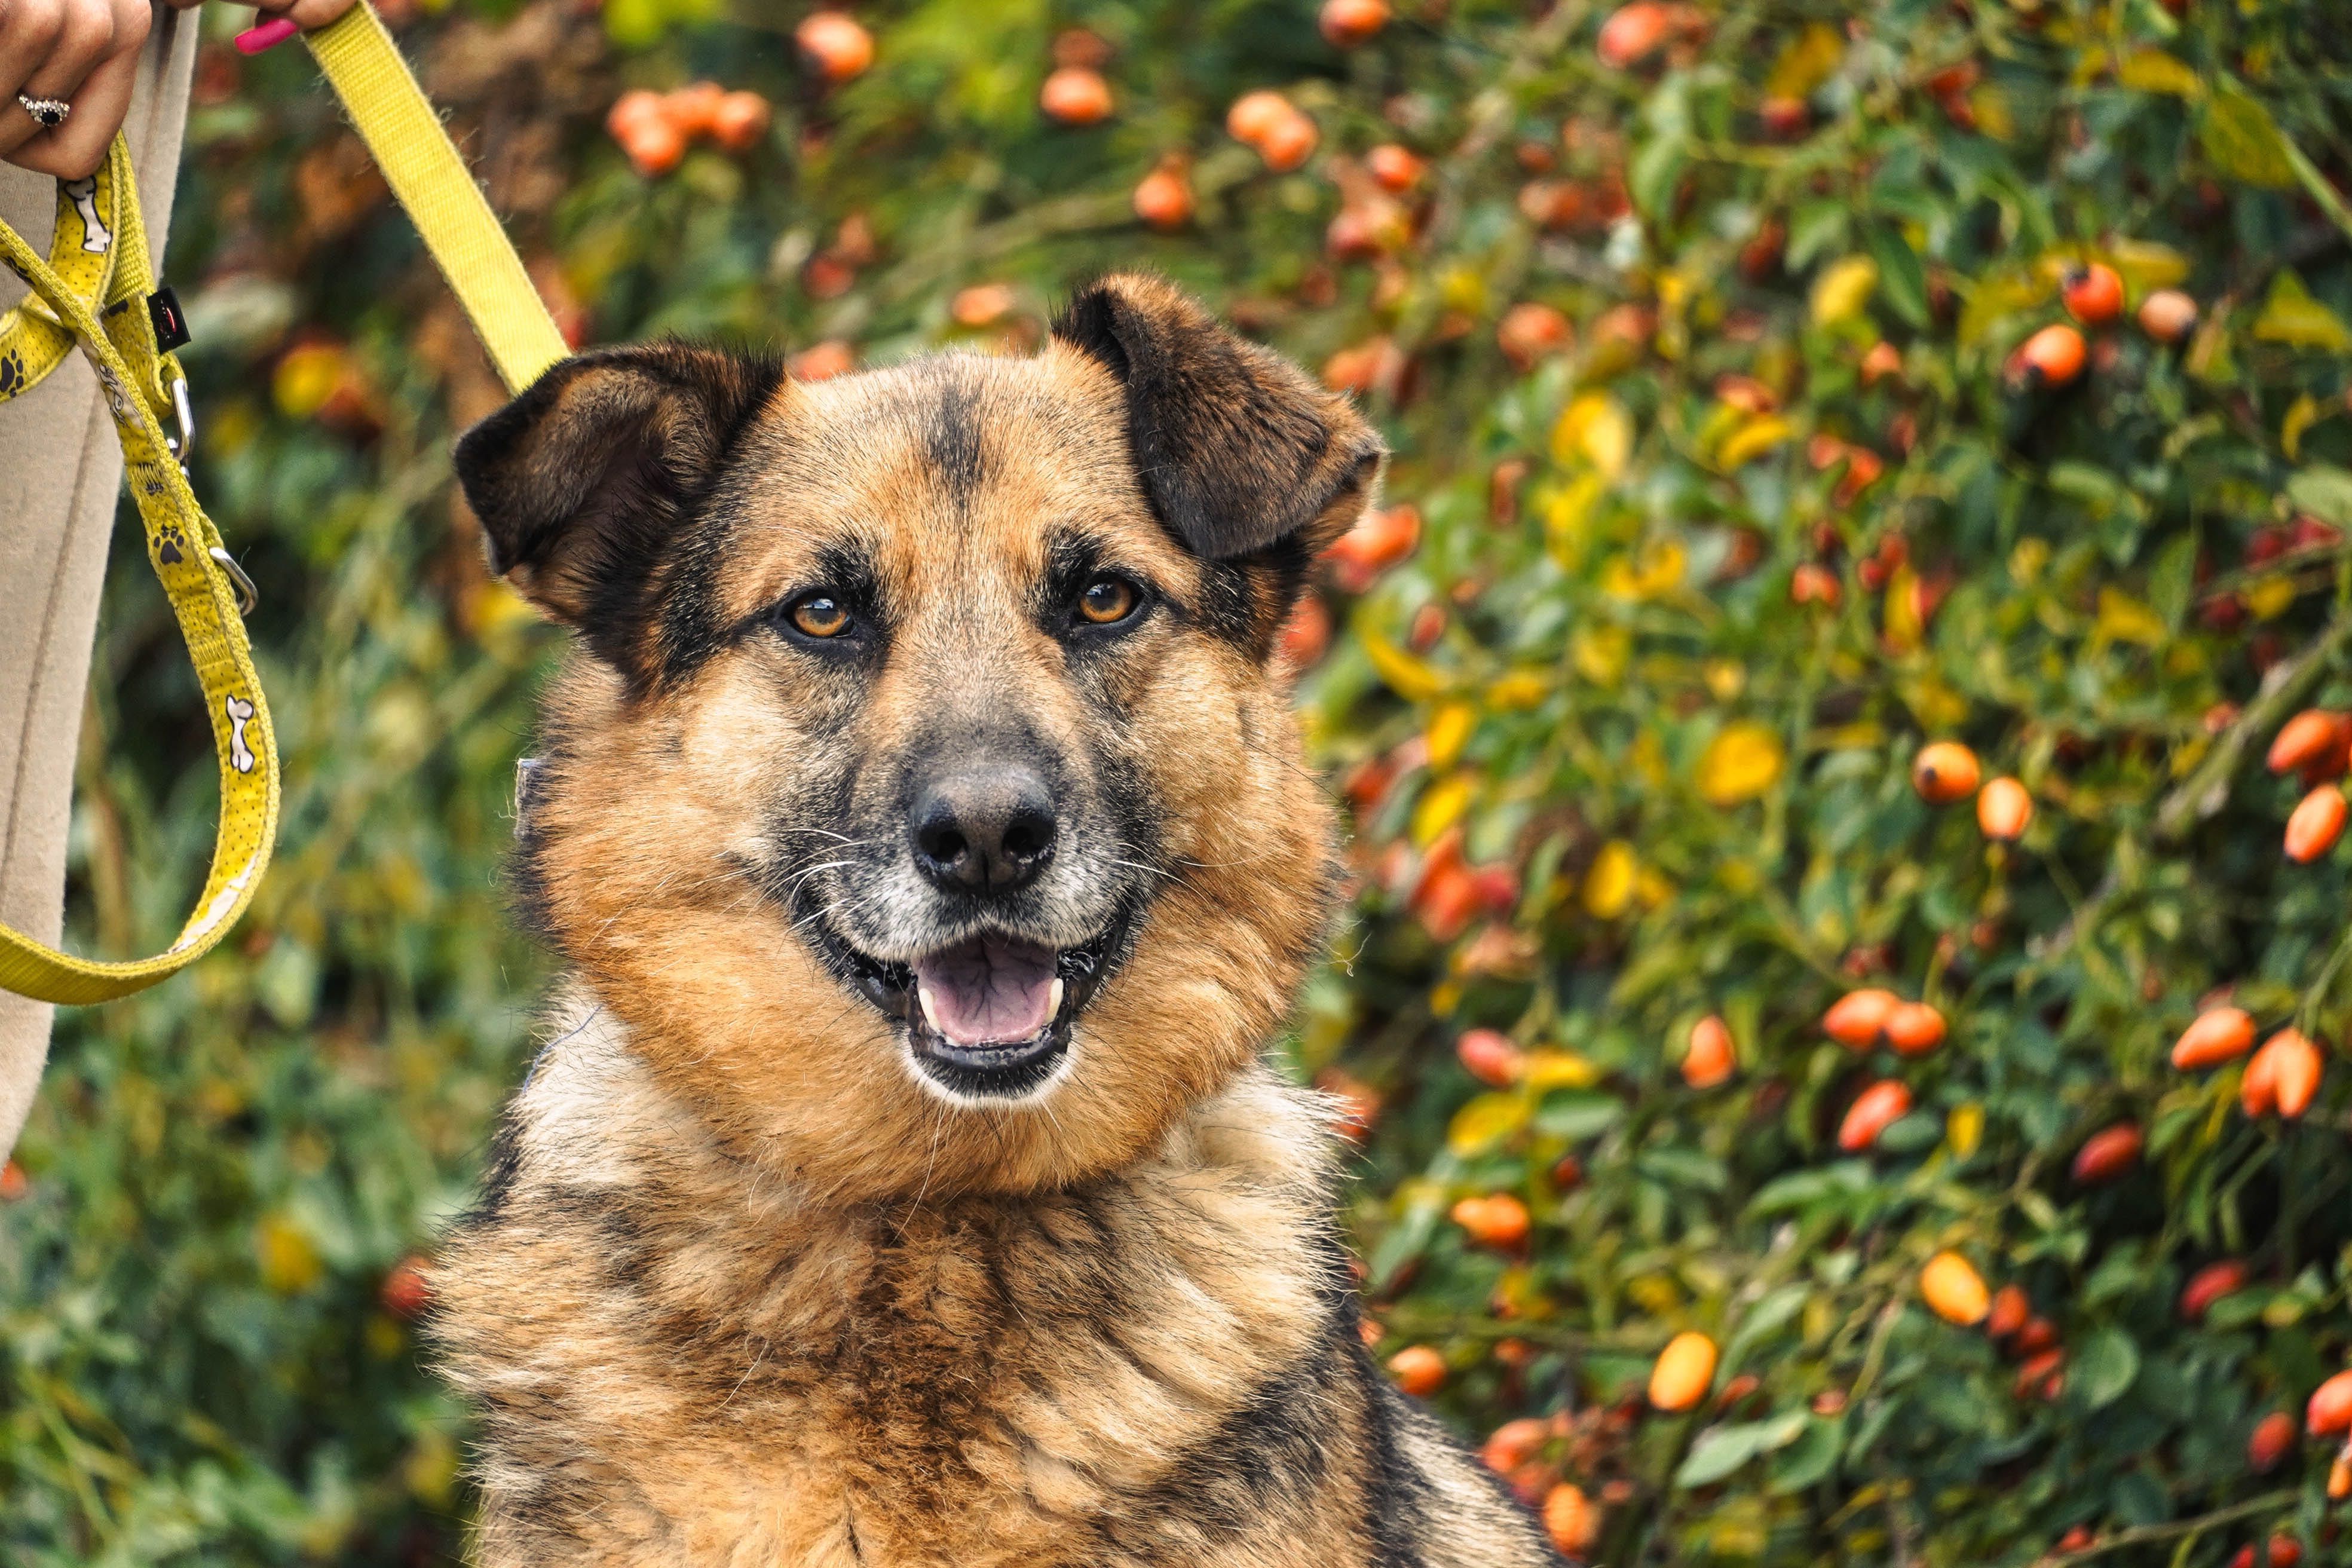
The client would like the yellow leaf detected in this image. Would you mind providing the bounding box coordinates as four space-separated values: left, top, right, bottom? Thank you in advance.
256 1212 323 1295
1716 415 1796 470
1447 1091 1531 1156
2201 85 2297 189
2118 47 2202 97
1809 255 1879 327
1583 840 1637 918
1764 22 1844 100
1636 865 1675 908
2284 393 2322 460
1523 1049 1601 1091
2092 587 2168 649
1488 670 1551 710
2254 271 2352 353
1571 624 1631 686
1947 1103 1984 1159
1544 470 1608 568
1968 84 2014 141
1601 540 1686 601
1882 563 1924 654
1696 722 1785 806
1703 660 1744 701
2246 574 2298 622
2107 238 2192 291
1553 393 1634 477
1425 702 1477 769
1411 772 1475 845
1359 627 1448 701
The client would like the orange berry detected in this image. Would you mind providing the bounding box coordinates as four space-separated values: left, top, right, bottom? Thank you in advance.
1791 562 1841 607
1496 302 1573 370
1823 988 1898 1049
1760 94 1809 139
2268 1535 2303 1568
710 90 771 153
1457 1027 1525 1088
2138 287 2199 343
1839 1079 1913 1151
1132 166 1194 231
0 1159 26 1202
1226 90 1293 147
2267 709 2350 775
2310 1370 2352 1436
1596 1 1705 69
1322 503 1420 589
1648 1330 1718 1411
2071 1122 2142 1184
1861 339 1903 385
2013 1316 2057 1356
1255 107 1320 172
1884 1002 1947 1057
605 88 671 141
2016 1348 2066 1401
1451 1193 1531 1250
2173 1005 2256 1070
1480 1417 1549 1473
1318 0 1391 47
1366 143 1425 192
666 81 724 137
950 283 1017 327
2249 1410 2297 1472
2333 1452 2352 1500
1276 596 1331 670
1921 1251 1990 1325
379 1253 433 1318
1683 1014 1735 1088
1977 776 2032 840
2242 1037 2281 1117
2254 1028 2323 1118
2061 262 2124 326
2285 786 2346 863
621 117 687 177
1986 1284 2029 1340
2180 1259 2248 1321
2010 323 2087 387
795 11 874 84
1542 1483 1600 1555
1040 66 1114 125
1389 1344 1446 1397
789 340 855 382
1913 741 1982 803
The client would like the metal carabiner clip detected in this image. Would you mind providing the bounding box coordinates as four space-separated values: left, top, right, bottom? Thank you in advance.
209 547 259 618
167 375 195 473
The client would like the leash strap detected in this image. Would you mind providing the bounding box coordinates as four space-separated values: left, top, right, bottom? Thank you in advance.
303 2 568 396
0 139 281 1003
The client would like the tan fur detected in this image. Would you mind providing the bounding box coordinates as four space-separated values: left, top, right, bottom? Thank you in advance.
434 278 1563 1566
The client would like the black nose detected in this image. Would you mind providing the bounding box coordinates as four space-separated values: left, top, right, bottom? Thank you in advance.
911 765 1058 895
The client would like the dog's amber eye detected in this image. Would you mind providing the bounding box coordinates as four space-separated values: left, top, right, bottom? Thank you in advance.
787 593 852 638
1077 577 1139 626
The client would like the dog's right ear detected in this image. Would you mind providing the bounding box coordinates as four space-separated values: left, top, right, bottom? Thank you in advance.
454 343 782 679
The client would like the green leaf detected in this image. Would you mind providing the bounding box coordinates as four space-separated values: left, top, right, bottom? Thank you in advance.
1630 136 1688 223
2200 86 2297 189
2073 1327 2141 1409
1768 1417 1844 1493
1725 1284 1811 1370
1533 1091 1624 1141
1864 225 1929 329
2253 272 2352 353
2287 466 2352 526
1675 1411 1809 1489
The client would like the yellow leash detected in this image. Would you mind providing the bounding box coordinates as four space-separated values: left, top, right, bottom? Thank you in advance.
0 2 564 1003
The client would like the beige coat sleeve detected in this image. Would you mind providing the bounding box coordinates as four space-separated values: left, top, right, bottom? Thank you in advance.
0 5 201 1160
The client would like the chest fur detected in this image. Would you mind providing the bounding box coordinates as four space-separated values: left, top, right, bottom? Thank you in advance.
430 1030 1360 1566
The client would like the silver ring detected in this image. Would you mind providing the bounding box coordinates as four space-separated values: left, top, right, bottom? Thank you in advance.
16 94 70 129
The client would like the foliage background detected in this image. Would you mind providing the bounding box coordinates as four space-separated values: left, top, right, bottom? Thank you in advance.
8 0 2352 1562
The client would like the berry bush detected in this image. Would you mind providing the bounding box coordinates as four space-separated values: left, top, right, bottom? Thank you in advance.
7 0 2352 1563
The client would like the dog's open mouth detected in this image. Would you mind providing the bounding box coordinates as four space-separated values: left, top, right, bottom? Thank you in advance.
817 917 1126 1101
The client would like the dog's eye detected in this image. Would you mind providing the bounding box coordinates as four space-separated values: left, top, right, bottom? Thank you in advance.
786 593 853 639
1076 577 1140 626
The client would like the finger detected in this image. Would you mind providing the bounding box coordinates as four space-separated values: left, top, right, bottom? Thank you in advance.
10 0 145 179
0 0 68 106
10 0 118 112
283 0 359 27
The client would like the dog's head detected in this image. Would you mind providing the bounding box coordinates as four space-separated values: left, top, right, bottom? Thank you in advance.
456 275 1382 1198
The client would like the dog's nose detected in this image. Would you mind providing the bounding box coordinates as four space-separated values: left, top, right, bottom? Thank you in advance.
911 765 1058 895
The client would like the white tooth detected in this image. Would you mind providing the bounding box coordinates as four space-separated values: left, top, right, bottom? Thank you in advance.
917 984 941 1033
1048 978 1066 1019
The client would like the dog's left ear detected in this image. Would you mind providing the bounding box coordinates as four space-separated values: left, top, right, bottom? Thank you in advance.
1051 274 1386 563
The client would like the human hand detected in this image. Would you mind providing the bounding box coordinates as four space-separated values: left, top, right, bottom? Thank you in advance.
2 0 357 180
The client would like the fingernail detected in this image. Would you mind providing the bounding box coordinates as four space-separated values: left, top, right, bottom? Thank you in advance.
234 17 299 53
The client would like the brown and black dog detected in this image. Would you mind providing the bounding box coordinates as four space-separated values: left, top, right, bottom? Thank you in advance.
435 273 1564 1567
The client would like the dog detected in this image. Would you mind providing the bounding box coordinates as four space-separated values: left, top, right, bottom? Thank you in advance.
433 273 1565 1567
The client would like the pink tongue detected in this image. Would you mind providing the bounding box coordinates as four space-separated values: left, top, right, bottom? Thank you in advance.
912 935 1059 1047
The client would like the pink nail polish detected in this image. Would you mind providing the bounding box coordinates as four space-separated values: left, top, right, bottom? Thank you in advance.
234 17 299 53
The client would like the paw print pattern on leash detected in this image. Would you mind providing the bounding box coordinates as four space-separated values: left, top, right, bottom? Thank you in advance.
225 696 256 774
